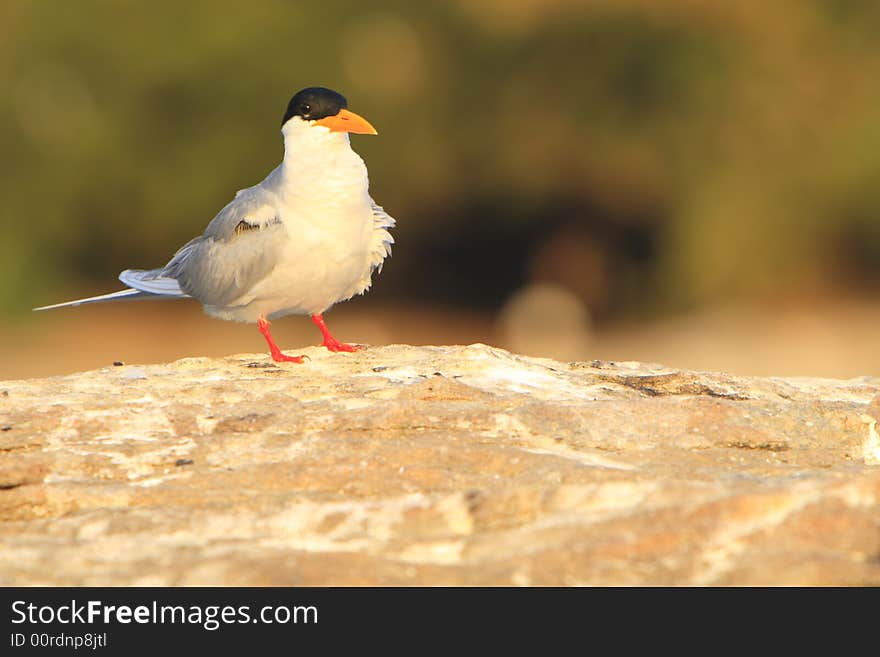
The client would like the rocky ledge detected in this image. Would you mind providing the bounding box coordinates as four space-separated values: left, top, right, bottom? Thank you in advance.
1 344 879 585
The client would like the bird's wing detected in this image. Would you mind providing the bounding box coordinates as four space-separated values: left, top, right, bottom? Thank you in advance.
369 199 396 275
159 187 287 308
201 184 283 239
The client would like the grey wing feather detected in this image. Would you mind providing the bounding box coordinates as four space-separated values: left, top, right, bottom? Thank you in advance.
158 189 286 307
202 186 281 239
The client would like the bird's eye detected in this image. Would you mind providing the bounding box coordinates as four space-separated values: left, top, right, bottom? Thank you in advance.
299 103 311 116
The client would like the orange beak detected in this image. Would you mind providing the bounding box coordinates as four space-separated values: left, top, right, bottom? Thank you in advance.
315 108 378 135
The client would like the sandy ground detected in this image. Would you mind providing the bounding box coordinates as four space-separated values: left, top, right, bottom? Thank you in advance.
2 295 879 380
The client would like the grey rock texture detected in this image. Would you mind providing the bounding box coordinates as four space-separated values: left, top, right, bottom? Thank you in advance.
1 344 879 585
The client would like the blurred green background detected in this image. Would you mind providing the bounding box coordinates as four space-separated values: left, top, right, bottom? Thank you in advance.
2 0 880 378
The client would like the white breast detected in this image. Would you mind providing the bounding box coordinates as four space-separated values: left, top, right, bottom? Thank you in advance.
225 125 378 320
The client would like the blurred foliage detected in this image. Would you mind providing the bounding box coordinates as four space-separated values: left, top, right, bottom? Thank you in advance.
2 0 880 319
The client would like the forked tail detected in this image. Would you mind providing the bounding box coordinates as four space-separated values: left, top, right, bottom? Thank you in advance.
33 269 190 311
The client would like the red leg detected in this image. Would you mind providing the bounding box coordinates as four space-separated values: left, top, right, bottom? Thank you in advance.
257 316 305 363
311 314 362 352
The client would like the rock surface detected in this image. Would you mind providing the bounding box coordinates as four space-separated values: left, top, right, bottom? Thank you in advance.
1 344 879 586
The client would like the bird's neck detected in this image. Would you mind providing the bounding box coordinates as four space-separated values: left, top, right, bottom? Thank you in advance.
277 126 369 200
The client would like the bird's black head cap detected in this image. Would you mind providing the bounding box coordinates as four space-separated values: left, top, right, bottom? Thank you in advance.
282 87 348 126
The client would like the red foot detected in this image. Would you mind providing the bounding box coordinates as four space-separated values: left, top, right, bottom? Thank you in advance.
322 337 362 353
257 316 306 364
311 314 363 353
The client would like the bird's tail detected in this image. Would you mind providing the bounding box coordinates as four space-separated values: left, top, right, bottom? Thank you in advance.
33 269 190 312
34 288 165 311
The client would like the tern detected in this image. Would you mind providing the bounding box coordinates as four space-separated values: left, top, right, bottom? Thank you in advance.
35 87 396 363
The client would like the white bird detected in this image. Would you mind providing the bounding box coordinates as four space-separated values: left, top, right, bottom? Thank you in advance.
35 87 396 363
